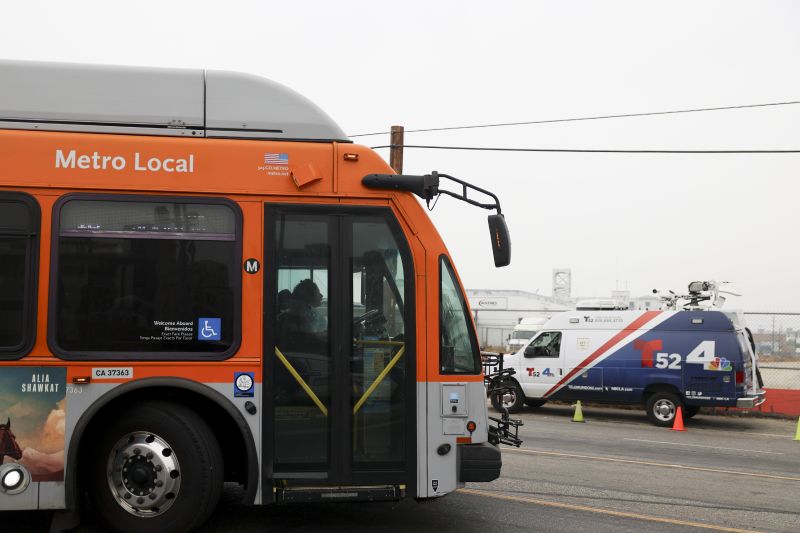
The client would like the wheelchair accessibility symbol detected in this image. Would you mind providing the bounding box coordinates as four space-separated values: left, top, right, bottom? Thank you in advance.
198 318 222 341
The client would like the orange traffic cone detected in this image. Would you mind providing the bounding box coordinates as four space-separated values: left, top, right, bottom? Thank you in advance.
671 406 687 431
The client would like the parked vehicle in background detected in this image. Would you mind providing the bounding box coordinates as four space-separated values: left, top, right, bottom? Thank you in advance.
505 316 549 353
493 282 766 426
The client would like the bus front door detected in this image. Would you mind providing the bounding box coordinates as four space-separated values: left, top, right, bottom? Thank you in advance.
264 206 416 495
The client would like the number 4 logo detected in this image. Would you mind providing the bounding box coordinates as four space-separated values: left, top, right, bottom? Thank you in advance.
686 340 719 371
686 340 715 363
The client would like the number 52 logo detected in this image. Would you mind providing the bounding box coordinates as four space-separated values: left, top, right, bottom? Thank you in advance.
635 340 721 370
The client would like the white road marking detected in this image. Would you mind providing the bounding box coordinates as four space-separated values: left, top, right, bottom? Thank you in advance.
742 432 795 439
622 438 785 455
505 447 800 481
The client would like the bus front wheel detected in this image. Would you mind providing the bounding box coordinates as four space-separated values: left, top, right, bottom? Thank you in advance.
87 401 224 533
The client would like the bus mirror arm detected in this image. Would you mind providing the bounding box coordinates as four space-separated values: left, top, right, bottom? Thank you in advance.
362 172 512 267
362 172 441 202
363 172 501 213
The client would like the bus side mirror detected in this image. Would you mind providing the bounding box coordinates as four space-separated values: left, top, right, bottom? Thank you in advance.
488 214 511 267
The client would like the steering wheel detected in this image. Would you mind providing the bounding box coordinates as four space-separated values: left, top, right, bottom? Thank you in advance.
353 308 382 326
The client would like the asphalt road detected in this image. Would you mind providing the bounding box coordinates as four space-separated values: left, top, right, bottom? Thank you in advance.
7 405 800 532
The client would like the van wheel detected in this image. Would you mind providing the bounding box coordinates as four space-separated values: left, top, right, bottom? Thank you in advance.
87 401 223 533
490 381 525 413
524 399 547 408
645 391 682 427
683 405 700 419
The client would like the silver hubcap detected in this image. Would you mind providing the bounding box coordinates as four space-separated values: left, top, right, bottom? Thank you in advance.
107 432 181 517
501 390 517 408
653 399 676 422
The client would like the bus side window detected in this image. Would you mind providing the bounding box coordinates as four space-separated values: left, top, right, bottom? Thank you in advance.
0 193 40 357
439 256 480 374
50 196 242 358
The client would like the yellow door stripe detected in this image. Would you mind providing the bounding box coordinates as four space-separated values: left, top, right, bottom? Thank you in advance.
505 448 800 482
353 345 405 414
274 347 328 417
459 489 763 533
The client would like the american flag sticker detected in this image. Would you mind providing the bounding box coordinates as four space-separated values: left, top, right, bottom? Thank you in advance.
264 152 289 166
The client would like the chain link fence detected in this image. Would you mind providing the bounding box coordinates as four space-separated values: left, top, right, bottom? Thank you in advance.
743 313 800 401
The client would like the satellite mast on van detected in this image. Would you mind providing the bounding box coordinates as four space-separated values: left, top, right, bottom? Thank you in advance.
653 280 741 310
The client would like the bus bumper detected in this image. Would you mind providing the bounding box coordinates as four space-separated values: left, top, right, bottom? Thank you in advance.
737 390 767 408
459 442 502 482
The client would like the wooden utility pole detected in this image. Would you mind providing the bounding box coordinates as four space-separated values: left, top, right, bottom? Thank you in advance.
389 125 404 173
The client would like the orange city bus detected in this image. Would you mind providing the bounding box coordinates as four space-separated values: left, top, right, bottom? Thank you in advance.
0 60 511 532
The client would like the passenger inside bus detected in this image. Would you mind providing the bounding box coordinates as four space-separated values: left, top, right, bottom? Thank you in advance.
277 279 327 356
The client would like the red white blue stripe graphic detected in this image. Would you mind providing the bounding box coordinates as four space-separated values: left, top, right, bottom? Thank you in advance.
543 310 664 398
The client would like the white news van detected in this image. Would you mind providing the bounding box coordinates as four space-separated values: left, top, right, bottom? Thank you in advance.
493 307 765 426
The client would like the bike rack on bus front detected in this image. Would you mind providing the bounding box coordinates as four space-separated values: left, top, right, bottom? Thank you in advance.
483 357 523 448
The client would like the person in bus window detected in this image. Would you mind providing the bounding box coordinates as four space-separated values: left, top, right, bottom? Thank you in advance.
278 279 327 342
289 279 324 332
277 289 292 314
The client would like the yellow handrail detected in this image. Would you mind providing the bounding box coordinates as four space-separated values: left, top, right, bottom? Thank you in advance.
274 347 328 417
353 345 405 414
354 340 405 347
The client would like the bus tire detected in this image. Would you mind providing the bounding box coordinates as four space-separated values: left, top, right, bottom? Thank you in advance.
490 381 526 413
683 405 700 419
524 399 547 408
87 401 224 533
645 391 682 427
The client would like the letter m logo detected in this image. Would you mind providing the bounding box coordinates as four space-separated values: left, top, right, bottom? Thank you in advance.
244 259 260 274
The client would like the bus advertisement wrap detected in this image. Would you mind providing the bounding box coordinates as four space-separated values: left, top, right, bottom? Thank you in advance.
0 367 67 482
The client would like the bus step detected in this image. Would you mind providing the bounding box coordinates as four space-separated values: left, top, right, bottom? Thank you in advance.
276 484 404 503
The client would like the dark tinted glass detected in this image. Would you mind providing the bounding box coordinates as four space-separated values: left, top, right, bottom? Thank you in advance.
440 257 480 374
55 200 238 354
0 237 29 349
351 218 407 470
0 194 38 356
529 331 561 358
273 214 331 471
0 202 34 232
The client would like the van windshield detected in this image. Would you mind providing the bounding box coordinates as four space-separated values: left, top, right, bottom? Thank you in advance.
511 330 536 340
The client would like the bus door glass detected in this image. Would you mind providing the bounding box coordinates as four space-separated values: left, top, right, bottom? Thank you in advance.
266 207 414 484
350 219 408 472
271 213 331 474
521 331 563 397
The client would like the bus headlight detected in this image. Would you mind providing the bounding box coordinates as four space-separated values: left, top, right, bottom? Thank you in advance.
0 463 31 495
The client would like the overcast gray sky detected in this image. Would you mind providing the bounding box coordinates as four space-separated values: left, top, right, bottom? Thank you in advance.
4 1 799 310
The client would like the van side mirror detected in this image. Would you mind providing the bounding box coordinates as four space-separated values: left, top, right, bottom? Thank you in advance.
488 214 511 267
524 345 537 358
